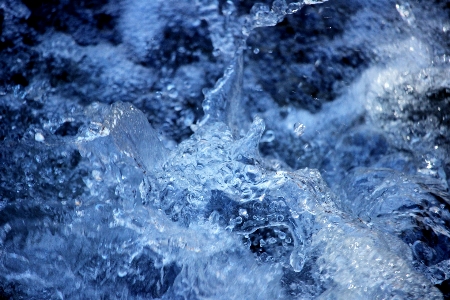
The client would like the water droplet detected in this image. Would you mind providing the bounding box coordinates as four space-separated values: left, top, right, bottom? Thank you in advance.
222 0 236 16
261 130 275 143
241 189 253 200
184 111 195 127
287 2 302 14
34 132 45 142
239 208 248 218
167 85 178 99
117 267 128 277
293 123 305 137
395 2 415 26
213 48 222 57
253 48 260 54
268 237 277 244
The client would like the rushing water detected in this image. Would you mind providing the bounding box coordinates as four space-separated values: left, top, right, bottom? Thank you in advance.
1 0 449 298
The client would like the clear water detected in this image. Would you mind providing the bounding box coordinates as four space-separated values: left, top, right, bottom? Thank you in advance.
0 0 449 299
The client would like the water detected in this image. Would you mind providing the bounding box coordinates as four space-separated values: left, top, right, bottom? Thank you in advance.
1 0 449 298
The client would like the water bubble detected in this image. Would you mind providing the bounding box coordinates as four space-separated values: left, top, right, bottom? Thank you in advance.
261 130 275 143
304 0 328 4
269 202 278 211
287 3 302 14
213 49 222 57
167 85 178 99
221 0 236 16
268 237 277 244
412 240 436 265
253 48 260 54
293 123 305 137
239 208 248 218
395 1 415 26
117 267 128 277
429 206 440 215
241 189 253 200
259 252 269 262
34 132 45 142
253 202 262 210
183 111 195 127
250 3 278 28
290 250 305 272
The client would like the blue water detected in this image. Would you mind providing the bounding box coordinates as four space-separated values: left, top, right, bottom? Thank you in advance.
0 0 449 298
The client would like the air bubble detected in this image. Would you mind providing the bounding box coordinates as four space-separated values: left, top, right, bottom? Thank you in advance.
261 130 275 143
287 3 302 14
268 237 277 244
293 123 305 137
34 132 45 142
117 266 128 277
239 209 248 217
241 189 253 199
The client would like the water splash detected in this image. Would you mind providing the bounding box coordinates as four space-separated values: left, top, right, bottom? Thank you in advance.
0 0 448 298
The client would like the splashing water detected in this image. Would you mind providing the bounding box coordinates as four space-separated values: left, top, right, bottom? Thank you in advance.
0 0 449 298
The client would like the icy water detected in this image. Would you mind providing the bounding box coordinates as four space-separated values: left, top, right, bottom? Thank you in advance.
0 0 450 299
